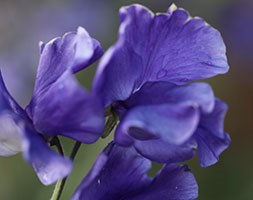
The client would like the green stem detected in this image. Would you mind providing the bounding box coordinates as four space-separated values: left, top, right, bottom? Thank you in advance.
50 141 82 200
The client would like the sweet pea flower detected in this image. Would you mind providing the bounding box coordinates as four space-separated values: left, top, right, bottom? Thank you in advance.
93 4 230 167
0 27 104 185
72 142 198 200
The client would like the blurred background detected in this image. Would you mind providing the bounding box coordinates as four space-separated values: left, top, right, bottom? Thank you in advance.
0 0 252 199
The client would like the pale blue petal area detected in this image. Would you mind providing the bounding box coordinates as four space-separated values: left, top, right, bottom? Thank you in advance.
22 127 73 185
195 99 231 167
0 113 23 156
115 103 199 146
93 4 229 106
0 72 29 156
31 70 104 143
123 82 215 114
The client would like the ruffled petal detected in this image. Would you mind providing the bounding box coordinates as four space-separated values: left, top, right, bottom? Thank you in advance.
72 142 151 200
93 4 229 106
195 99 231 167
27 27 103 118
115 103 199 146
33 26 103 96
122 82 215 114
31 70 104 143
26 27 104 142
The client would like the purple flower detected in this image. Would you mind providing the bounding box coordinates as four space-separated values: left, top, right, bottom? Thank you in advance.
93 4 230 167
0 27 104 185
72 142 198 200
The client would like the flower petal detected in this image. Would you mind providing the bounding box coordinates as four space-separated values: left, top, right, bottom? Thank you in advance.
72 142 198 200
93 4 229 106
33 27 103 97
133 139 196 164
31 70 104 143
22 127 73 185
0 72 28 156
0 72 73 185
27 27 103 120
195 99 231 167
122 82 215 114
127 165 198 200
72 142 151 200
115 103 199 146
0 113 23 156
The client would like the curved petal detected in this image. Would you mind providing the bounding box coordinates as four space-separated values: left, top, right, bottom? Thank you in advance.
195 99 231 167
31 70 104 143
93 4 229 106
27 27 103 117
22 127 73 185
127 165 198 200
133 99 230 167
122 82 215 114
134 139 196 164
72 143 198 200
72 142 151 200
115 103 199 146
34 26 103 96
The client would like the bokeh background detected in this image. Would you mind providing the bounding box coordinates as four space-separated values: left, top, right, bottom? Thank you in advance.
0 0 252 199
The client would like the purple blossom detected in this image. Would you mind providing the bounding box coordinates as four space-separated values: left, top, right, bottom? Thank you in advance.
93 4 230 167
72 142 198 200
0 27 104 185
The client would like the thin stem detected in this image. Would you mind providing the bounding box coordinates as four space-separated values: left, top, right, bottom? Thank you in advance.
50 141 82 200
69 141 82 160
50 179 67 200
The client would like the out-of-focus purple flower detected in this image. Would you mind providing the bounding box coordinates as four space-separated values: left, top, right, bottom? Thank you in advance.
0 27 104 185
72 142 198 200
93 4 230 167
